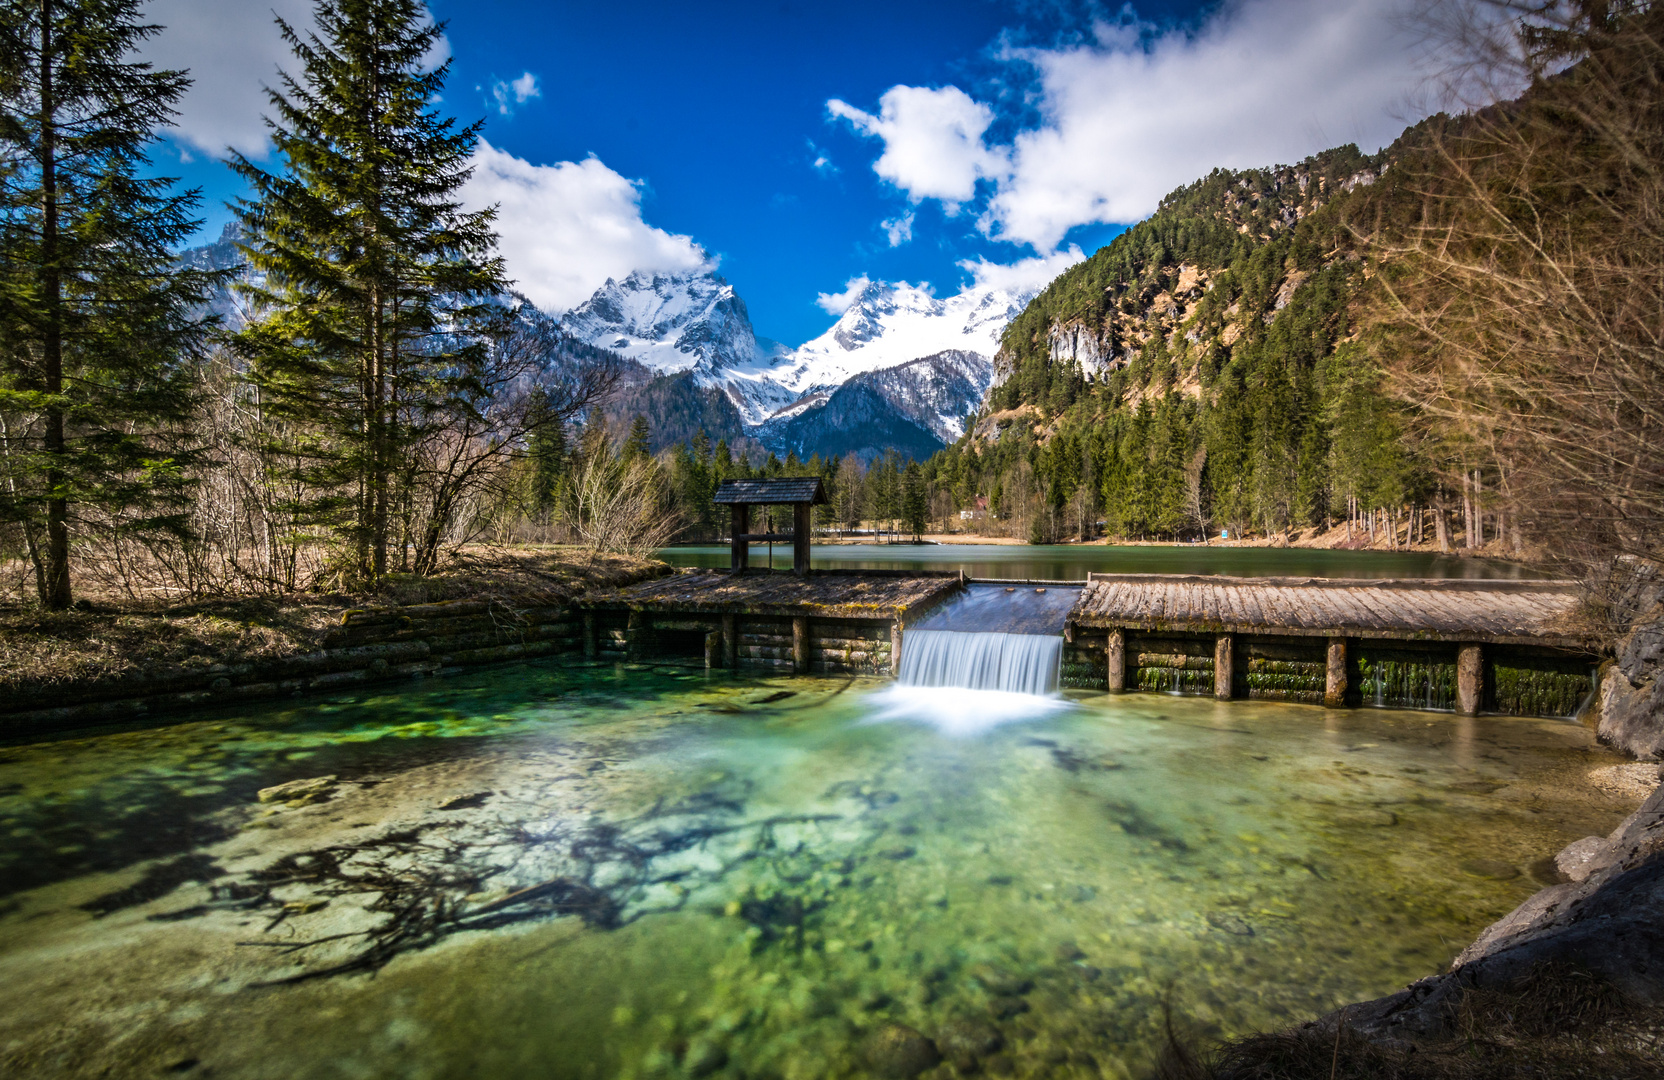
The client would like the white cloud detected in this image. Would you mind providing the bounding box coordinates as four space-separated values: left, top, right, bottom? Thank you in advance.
960 246 1087 294
807 139 838 175
815 276 872 316
882 210 915 247
491 71 541 116
828 85 1008 212
138 0 314 157
833 0 1442 252
139 0 452 158
461 141 709 313
986 0 1437 249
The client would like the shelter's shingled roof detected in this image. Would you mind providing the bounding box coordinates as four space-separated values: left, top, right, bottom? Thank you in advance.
1067 574 1597 648
713 477 827 505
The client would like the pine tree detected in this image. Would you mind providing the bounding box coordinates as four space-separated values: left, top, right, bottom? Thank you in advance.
622 415 651 463
0 0 222 608
525 391 567 518
902 461 927 541
231 0 505 586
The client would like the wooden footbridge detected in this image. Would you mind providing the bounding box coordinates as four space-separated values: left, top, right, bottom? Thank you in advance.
579 565 1598 718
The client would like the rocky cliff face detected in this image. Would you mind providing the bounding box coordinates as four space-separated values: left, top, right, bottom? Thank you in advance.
990 144 1387 402
1598 565 1664 759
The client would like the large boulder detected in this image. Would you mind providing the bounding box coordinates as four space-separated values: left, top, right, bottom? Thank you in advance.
1598 607 1664 758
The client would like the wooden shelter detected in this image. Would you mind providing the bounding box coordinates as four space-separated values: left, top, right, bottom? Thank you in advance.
714 477 828 575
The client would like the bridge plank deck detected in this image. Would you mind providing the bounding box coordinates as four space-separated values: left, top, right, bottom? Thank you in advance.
1071 574 1592 648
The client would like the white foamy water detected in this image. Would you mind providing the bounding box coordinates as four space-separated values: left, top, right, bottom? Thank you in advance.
865 684 1072 736
898 629 1063 695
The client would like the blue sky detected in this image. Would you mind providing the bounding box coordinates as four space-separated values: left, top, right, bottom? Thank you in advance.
143 0 1442 345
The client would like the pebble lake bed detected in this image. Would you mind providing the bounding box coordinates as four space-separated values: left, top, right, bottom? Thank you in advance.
0 659 1645 1079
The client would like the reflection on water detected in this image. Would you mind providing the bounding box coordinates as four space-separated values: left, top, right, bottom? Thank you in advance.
660 543 1543 581
0 660 1626 1079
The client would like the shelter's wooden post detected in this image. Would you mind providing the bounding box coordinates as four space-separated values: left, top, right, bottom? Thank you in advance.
793 503 812 576
1457 643 1483 716
705 630 721 669
890 622 902 676
1107 628 1126 691
722 613 737 669
626 612 646 661
730 503 750 573
793 617 810 674
1214 634 1234 700
1324 638 1348 708
583 612 596 659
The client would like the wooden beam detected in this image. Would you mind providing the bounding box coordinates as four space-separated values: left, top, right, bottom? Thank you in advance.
1457 643 1483 716
583 612 596 660
1214 634 1234 700
1107 628 1126 691
722 613 737 669
705 631 721 669
794 503 812 576
625 611 646 661
793 616 809 673
730 504 750 572
891 622 902 676
1324 638 1348 708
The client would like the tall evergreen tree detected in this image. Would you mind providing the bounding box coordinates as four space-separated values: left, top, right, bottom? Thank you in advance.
0 0 220 609
231 0 505 585
622 415 651 463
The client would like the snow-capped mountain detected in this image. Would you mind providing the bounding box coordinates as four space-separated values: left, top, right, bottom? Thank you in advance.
758 350 992 463
558 268 1038 428
767 280 1028 398
560 269 797 423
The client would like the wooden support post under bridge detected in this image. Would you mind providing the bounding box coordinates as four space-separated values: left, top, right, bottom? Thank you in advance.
793 616 809 674
1457 643 1483 716
1324 638 1348 708
1214 634 1234 700
722 613 737 669
1107 628 1126 691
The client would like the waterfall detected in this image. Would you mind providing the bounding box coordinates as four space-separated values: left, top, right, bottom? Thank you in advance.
898 630 1063 696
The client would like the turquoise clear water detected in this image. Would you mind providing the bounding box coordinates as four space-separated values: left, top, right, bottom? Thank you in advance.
0 659 1625 1079
660 544 1543 581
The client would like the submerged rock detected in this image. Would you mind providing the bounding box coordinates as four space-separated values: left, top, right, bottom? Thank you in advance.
936 1019 1003 1068
256 775 337 804
862 1022 940 1078
1458 859 1520 881
683 1037 727 1077
969 963 1033 997
1053 940 1085 962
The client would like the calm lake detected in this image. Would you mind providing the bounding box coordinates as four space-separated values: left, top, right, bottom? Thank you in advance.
658 543 1543 581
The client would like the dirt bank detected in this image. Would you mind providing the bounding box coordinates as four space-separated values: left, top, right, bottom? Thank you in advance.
0 547 667 736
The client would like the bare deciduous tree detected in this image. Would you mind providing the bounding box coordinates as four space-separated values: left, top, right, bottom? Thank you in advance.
1373 1 1664 584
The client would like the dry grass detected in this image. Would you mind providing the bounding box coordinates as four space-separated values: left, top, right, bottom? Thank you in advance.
1155 964 1664 1080
0 545 667 699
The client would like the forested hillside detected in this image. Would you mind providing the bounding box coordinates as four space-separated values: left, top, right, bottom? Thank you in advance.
919 131 1461 546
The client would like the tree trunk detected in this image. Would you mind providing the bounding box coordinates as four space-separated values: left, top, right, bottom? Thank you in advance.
38 4 71 610
1434 498 1451 553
